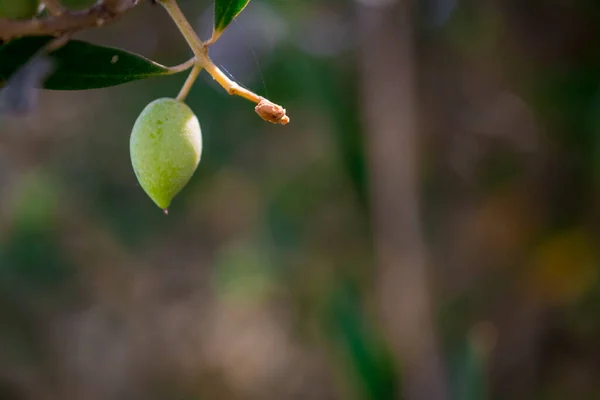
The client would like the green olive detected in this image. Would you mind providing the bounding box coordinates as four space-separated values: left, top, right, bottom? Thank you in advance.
130 98 202 212
0 0 39 19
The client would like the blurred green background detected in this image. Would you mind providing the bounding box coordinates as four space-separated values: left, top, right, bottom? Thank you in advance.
1 0 600 399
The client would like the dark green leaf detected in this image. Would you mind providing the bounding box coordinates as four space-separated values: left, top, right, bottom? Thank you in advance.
213 0 251 36
0 37 177 90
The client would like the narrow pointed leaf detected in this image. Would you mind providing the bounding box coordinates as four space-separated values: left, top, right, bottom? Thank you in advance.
0 37 178 90
213 0 251 36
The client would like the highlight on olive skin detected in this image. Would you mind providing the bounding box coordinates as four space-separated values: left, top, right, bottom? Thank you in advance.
129 98 202 213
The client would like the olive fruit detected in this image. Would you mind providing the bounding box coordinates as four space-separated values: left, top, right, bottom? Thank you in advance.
130 98 202 212
0 0 39 19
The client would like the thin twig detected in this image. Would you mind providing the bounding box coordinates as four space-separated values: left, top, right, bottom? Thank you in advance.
39 0 71 54
39 0 71 53
43 34 70 52
201 59 262 103
158 0 289 124
166 57 196 74
42 0 67 16
176 63 202 101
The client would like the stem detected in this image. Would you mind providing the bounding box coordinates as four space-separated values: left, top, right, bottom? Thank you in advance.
41 1 70 53
166 57 196 74
205 30 222 47
42 0 66 15
176 64 202 101
202 61 263 103
158 0 289 124
42 34 70 53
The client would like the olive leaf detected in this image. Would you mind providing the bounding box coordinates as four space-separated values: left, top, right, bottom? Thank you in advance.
0 37 180 90
213 0 251 37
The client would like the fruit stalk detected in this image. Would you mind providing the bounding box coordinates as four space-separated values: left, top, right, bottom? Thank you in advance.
176 63 202 101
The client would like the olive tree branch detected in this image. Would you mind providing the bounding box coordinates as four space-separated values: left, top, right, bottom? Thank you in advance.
0 0 142 41
24 1 71 62
158 0 289 125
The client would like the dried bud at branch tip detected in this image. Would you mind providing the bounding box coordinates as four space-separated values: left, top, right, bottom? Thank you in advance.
255 99 290 125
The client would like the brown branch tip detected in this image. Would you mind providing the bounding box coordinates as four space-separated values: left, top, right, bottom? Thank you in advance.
255 99 290 125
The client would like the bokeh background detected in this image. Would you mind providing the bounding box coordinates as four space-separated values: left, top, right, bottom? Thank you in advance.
2 0 600 399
